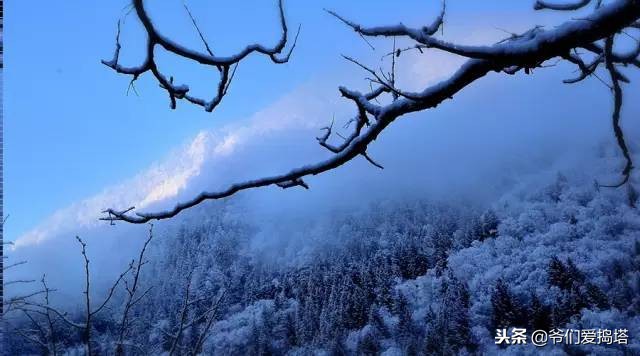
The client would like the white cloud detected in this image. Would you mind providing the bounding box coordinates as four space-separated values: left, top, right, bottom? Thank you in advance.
9 22 585 250
11 83 332 249
138 132 208 208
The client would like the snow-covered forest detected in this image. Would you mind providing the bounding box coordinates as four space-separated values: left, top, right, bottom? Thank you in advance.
4 0 640 355
3 159 640 355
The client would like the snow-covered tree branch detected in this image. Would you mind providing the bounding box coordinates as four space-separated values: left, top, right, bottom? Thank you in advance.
102 0 299 112
103 0 640 224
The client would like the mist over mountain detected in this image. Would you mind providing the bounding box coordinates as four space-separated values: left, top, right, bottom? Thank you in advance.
5 148 640 354
7 61 638 301
4 1 640 353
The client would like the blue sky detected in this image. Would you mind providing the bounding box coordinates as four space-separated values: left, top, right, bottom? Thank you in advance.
5 0 637 244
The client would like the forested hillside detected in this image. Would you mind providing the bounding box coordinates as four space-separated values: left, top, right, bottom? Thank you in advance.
3 169 640 355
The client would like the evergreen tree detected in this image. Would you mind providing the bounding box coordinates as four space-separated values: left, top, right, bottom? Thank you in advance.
395 292 414 347
357 330 381 356
584 282 610 309
423 307 443 355
283 312 298 349
442 274 473 352
368 305 389 339
548 256 575 290
529 294 552 331
479 209 499 240
491 279 526 330
327 334 348 356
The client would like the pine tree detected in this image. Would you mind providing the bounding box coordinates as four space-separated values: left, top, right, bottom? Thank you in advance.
246 319 261 356
284 312 298 349
584 282 610 309
432 232 452 276
395 292 414 347
357 331 381 356
259 308 275 355
491 279 526 330
368 305 389 339
443 274 473 352
423 307 443 355
327 334 348 356
565 259 585 284
479 209 499 240
529 294 552 331
548 256 573 290
546 173 568 203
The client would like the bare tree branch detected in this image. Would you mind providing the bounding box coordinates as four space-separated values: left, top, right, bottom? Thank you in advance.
10 276 62 355
168 270 194 356
102 0 640 224
115 224 154 356
189 290 226 356
599 36 634 187
6 235 156 354
41 275 58 356
16 302 86 330
327 1 634 63
182 1 215 58
72 235 133 355
3 260 27 272
103 0 299 112
5 279 36 286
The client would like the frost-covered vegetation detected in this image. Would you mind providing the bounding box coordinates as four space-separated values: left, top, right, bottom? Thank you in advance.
3 171 640 355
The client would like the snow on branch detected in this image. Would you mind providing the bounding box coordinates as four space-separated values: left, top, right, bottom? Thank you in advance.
328 0 638 63
534 0 592 11
102 0 299 112
599 36 634 187
102 0 640 224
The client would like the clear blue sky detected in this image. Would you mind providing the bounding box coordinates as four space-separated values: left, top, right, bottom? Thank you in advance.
3 0 590 241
